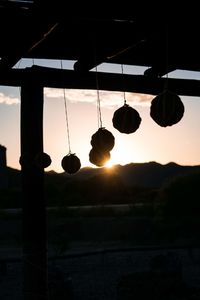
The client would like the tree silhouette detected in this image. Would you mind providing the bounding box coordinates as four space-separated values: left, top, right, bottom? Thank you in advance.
158 170 200 219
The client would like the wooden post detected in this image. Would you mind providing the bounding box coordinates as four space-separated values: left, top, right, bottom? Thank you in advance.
20 83 48 300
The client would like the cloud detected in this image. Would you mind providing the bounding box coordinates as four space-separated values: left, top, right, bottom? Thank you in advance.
44 88 153 108
0 88 154 107
44 88 65 99
0 93 19 105
126 93 154 107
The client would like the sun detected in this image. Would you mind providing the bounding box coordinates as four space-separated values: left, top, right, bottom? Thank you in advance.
90 139 143 169
104 154 122 168
104 159 115 168
103 144 140 169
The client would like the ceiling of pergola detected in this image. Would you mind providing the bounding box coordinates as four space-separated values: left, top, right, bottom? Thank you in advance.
0 0 200 96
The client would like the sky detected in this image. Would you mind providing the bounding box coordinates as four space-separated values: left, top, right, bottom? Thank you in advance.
0 59 200 173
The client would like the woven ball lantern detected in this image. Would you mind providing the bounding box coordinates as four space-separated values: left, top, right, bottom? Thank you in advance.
90 127 115 152
150 90 185 127
19 153 32 168
19 152 52 169
61 153 81 174
89 148 111 167
112 103 142 134
35 152 52 169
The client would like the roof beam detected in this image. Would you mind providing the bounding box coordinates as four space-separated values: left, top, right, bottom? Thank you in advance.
0 65 200 97
73 17 159 72
0 4 58 70
0 23 58 70
144 65 176 77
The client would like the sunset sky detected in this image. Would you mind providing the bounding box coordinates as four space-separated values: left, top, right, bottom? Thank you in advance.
0 59 200 173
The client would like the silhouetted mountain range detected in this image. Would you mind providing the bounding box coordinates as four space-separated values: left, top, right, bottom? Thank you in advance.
49 161 200 189
1 161 200 189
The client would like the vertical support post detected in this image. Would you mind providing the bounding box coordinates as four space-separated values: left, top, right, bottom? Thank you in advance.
20 82 48 300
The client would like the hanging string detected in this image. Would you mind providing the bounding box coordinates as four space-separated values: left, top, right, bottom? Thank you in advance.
164 24 169 91
61 60 71 153
121 64 126 105
95 65 103 128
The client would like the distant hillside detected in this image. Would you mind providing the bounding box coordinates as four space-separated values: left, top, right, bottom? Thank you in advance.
1 161 200 189
116 162 200 188
0 166 21 188
57 161 200 189
1 162 200 208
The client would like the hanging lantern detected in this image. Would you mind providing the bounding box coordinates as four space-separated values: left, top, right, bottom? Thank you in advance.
89 65 114 168
19 153 32 168
89 148 110 167
90 127 115 152
150 90 185 127
19 152 51 168
112 103 142 134
59 69 81 175
61 153 81 174
35 152 52 169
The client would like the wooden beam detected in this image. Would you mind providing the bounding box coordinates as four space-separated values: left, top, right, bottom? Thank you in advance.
0 66 200 97
20 82 48 300
144 65 176 78
0 4 58 71
73 19 157 72
0 22 58 70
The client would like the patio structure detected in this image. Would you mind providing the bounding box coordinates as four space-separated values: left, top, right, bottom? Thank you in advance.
0 1 200 299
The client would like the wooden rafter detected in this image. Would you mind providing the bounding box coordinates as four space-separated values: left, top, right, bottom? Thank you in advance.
0 3 58 70
0 65 200 97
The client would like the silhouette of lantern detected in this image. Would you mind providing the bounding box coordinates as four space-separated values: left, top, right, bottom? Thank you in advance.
112 103 142 134
19 153 32 168
89 64 115 168
89 148 110 167
60 68 81 174
61 153 81 174
19 152 51 168
150 90 185 127
90 127 115 152
35 152 52 169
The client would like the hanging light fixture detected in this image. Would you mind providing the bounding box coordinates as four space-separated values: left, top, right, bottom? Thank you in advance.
150 26 185 127
61 153 81 174
89 147 111 167
60 61 81 174
112 64 142 134
150 90 185 127
89 65 115 167
35 152 52 169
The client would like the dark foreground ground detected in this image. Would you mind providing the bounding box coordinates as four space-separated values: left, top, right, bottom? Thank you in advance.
0 208 200 299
